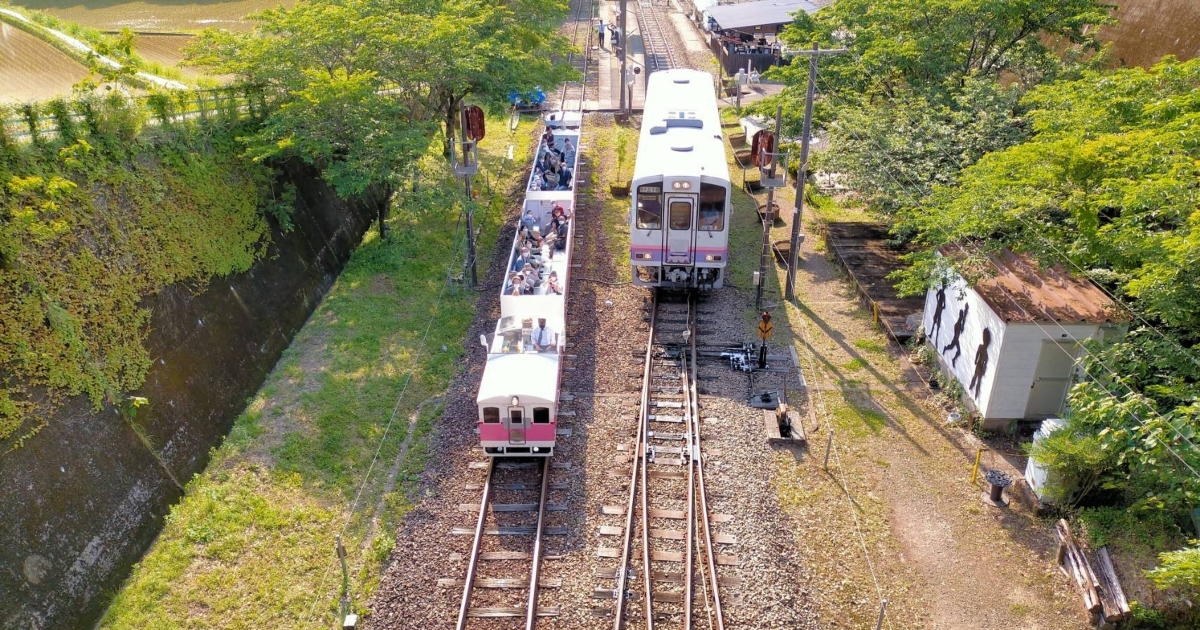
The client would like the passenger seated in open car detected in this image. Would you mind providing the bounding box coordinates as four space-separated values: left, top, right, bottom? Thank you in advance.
509 273 525 295
553 217 568 253
545 271 562 295
513 246 537 273
521 208 538 233
521 264 540 290
531 318 558 352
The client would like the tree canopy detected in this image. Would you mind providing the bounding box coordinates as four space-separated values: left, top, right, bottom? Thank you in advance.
186 0 574 192
776 0 1114 102
893 57 1200 334
757 0 1114 216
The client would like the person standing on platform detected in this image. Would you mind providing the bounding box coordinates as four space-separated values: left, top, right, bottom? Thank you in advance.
598 19 605 49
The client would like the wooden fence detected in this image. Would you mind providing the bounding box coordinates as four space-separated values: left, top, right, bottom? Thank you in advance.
708 33 784 75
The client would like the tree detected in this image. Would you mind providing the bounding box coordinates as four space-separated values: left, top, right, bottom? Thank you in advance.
1148 543 1200 594
755 0 1112 219
893 58 1200 335
813 77 1029 214
377 0 576 155
186 0 431 235
774 0 1114 104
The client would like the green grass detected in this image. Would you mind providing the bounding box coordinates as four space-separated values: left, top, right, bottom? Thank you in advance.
100 115 536 628
853 338 888 353
841 357 868 371
589 121 637 281
829 391 889 436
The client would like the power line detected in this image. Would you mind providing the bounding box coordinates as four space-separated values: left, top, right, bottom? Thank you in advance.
303 231 455 625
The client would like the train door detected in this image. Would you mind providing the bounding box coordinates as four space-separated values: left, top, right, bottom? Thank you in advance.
666 196 696 264
507 406 526 444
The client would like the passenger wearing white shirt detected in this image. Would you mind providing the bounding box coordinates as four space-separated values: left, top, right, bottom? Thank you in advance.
531 318 557 352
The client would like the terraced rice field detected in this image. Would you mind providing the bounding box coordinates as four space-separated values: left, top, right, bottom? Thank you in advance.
0 21 89 103
13 0 296 32
134 33 204 79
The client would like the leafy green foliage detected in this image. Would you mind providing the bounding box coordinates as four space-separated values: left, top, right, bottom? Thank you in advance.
1027 331 1200 513
757 0 1111 219
893 58 1200 334
0 102 271 447
775 0 1113 104
1148 543 1200 594
814 78 1029 213
185 0 434 199
185 0 574 185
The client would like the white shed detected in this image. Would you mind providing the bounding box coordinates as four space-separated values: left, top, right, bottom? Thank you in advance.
923 247 1125 430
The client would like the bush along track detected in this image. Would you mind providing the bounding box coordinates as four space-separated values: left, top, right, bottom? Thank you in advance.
100 115 537 629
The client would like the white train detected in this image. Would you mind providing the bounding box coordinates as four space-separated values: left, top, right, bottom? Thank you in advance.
475 112 582 457
629 69 731 290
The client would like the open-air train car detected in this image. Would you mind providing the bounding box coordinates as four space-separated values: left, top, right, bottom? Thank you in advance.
630 68 731 290
476 115 581 456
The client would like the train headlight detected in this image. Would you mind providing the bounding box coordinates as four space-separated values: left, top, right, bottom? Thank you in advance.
635 253 653 260
671 181 692 190
704 255 723 262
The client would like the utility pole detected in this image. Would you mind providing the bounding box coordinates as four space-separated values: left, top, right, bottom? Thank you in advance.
784 42 846 301
619 0 628 111
755 104 784 311
459 102 478 287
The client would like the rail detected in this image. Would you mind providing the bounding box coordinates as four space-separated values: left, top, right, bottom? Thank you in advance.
612 291 655 629
455 458 552 629
686 294 726 628
635 1 680 72
556 0 595 112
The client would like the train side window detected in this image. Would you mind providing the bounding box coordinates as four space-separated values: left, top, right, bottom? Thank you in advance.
483 407 500 423
533 407 551 424
669 200 692 230
699 184 726 231
636 199 662 229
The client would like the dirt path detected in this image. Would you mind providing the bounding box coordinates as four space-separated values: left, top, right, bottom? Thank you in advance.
768 199 1087 629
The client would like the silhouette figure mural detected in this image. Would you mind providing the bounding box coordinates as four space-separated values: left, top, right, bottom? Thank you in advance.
942 304 969 366
928 283 947 342
968 327 992 398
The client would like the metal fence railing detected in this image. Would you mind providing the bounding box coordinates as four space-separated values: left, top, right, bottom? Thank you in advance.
1 86 264 145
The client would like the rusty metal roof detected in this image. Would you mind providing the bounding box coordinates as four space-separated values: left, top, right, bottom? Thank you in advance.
940 246 1125 324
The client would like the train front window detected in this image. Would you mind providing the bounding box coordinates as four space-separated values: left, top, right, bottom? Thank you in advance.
636 185 662 229
533 407 550 424
698 184 726 231
669 200 692 230
483 407 500 423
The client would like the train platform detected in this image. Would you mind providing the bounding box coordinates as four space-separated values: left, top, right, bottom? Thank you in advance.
588 0 786 112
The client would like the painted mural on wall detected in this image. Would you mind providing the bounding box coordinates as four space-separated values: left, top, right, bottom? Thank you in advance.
923 278 998 411
969 328 992 398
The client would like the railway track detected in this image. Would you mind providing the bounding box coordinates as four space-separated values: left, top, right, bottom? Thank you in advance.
453 458 565 628
634 0 681 72
556 0 597 111
605 291 728 629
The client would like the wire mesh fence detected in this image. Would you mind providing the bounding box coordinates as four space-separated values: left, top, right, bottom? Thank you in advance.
0 85 266 146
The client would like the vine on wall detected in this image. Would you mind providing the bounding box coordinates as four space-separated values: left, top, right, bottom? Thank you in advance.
0 94 273 451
